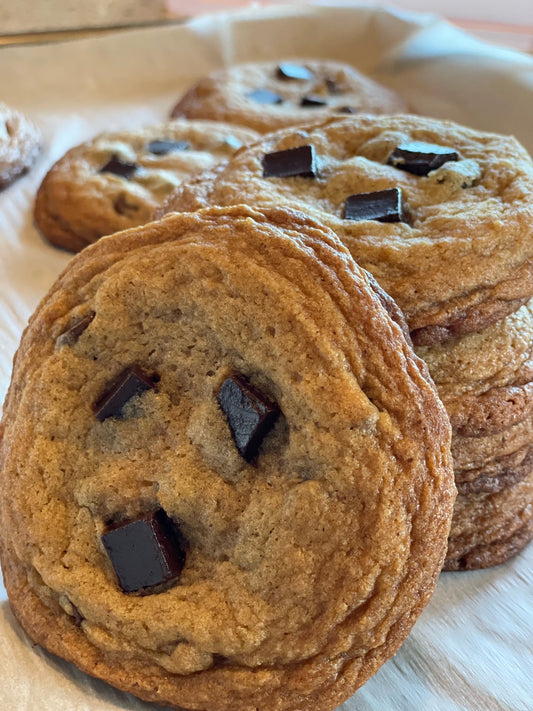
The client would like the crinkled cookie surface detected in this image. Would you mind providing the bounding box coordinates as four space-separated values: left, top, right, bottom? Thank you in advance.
161 114 533 344
0 205 454 711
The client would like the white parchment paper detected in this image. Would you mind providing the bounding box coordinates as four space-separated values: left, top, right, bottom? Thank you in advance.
0 3 532 709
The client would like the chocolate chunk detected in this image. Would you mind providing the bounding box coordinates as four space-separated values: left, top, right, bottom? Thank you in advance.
94 365 155 422
262 145 317 179
99 155 138 179
325 78 341 95
344 188 405 223
57 311 95 347
246 88 283 105
276 62 314 81
388 141 458 176
113 192 139 216
300 95 328 108
147 139 190 155
217 374 280 462
338 105 357 114
102 508 186 593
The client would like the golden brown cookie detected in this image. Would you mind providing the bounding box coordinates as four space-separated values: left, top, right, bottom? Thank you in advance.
444 470 533 570
416 301 533 437
170 59 407 133
0 205 454 711
0 102 41 190
159 114 533 344
34 119 258 253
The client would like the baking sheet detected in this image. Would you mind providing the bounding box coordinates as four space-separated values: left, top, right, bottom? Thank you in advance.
0 2 532 709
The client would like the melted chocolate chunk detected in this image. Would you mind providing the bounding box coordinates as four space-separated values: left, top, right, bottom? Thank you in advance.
94 365 155 422
344 188 405 223
388 141 458 176
147 139 190 155
325 78 341 95
262 145 316 179
276 62 314 81
300 95 328 108
57 311 95 347
338 105 357 114
99 155 138 179
217 374 280 462
102 508 186 594
246 88 283 105
113 192 139 216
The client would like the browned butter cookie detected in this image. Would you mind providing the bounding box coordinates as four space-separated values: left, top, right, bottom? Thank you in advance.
34 119 259 252
160 114 533 345
0 205 454 711
0 102 41 190
170 59 407 133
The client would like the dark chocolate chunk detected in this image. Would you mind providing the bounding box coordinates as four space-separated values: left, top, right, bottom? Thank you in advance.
388 141 459 176
337 105 357 114
102 508 186 593
262 144 316 179
217 374 280 462
325 78 341 95
99 154 138 179
147 139 190 155
57 311 95 347
94 365 155 422
276 62 314 81
113 192 139 216
246 88 283 105
344 188 405 223
300 95 328 108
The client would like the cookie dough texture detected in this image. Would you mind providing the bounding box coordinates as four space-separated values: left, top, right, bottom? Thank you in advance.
34 119 259 253
170 59 407 133
0 102 41 189
0 205 454 711
160 114 533 344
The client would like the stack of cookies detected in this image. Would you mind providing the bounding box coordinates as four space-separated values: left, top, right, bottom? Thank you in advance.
416 302 533 569
158 108 533 571
0 204 455 711
3 54 532 711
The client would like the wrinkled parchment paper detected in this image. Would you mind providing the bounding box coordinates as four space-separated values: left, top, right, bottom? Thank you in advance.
0 3 532 709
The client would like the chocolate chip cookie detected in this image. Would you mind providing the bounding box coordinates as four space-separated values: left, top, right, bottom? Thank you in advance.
34 119 259 252
170 59 408 133
417 301 533 568
159 114 533 345
0 102 41 190
0 204 454 710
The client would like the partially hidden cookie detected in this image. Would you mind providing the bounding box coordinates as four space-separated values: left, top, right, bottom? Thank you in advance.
170 59 408 133
444 470 533 570
0 102 41 190
34 119 259 253
417 302 533 567
159 114 533 345
0 205 454 711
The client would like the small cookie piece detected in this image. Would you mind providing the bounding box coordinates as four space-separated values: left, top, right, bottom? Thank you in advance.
0 205 454 711
34 119 259 252
170 59 407 133
0 102 41 190
160 114 533 344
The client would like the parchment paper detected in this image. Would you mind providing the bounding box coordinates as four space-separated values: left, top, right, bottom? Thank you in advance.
0 3 532 709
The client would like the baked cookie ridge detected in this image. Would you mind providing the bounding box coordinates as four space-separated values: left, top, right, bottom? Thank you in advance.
0 205 454 711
